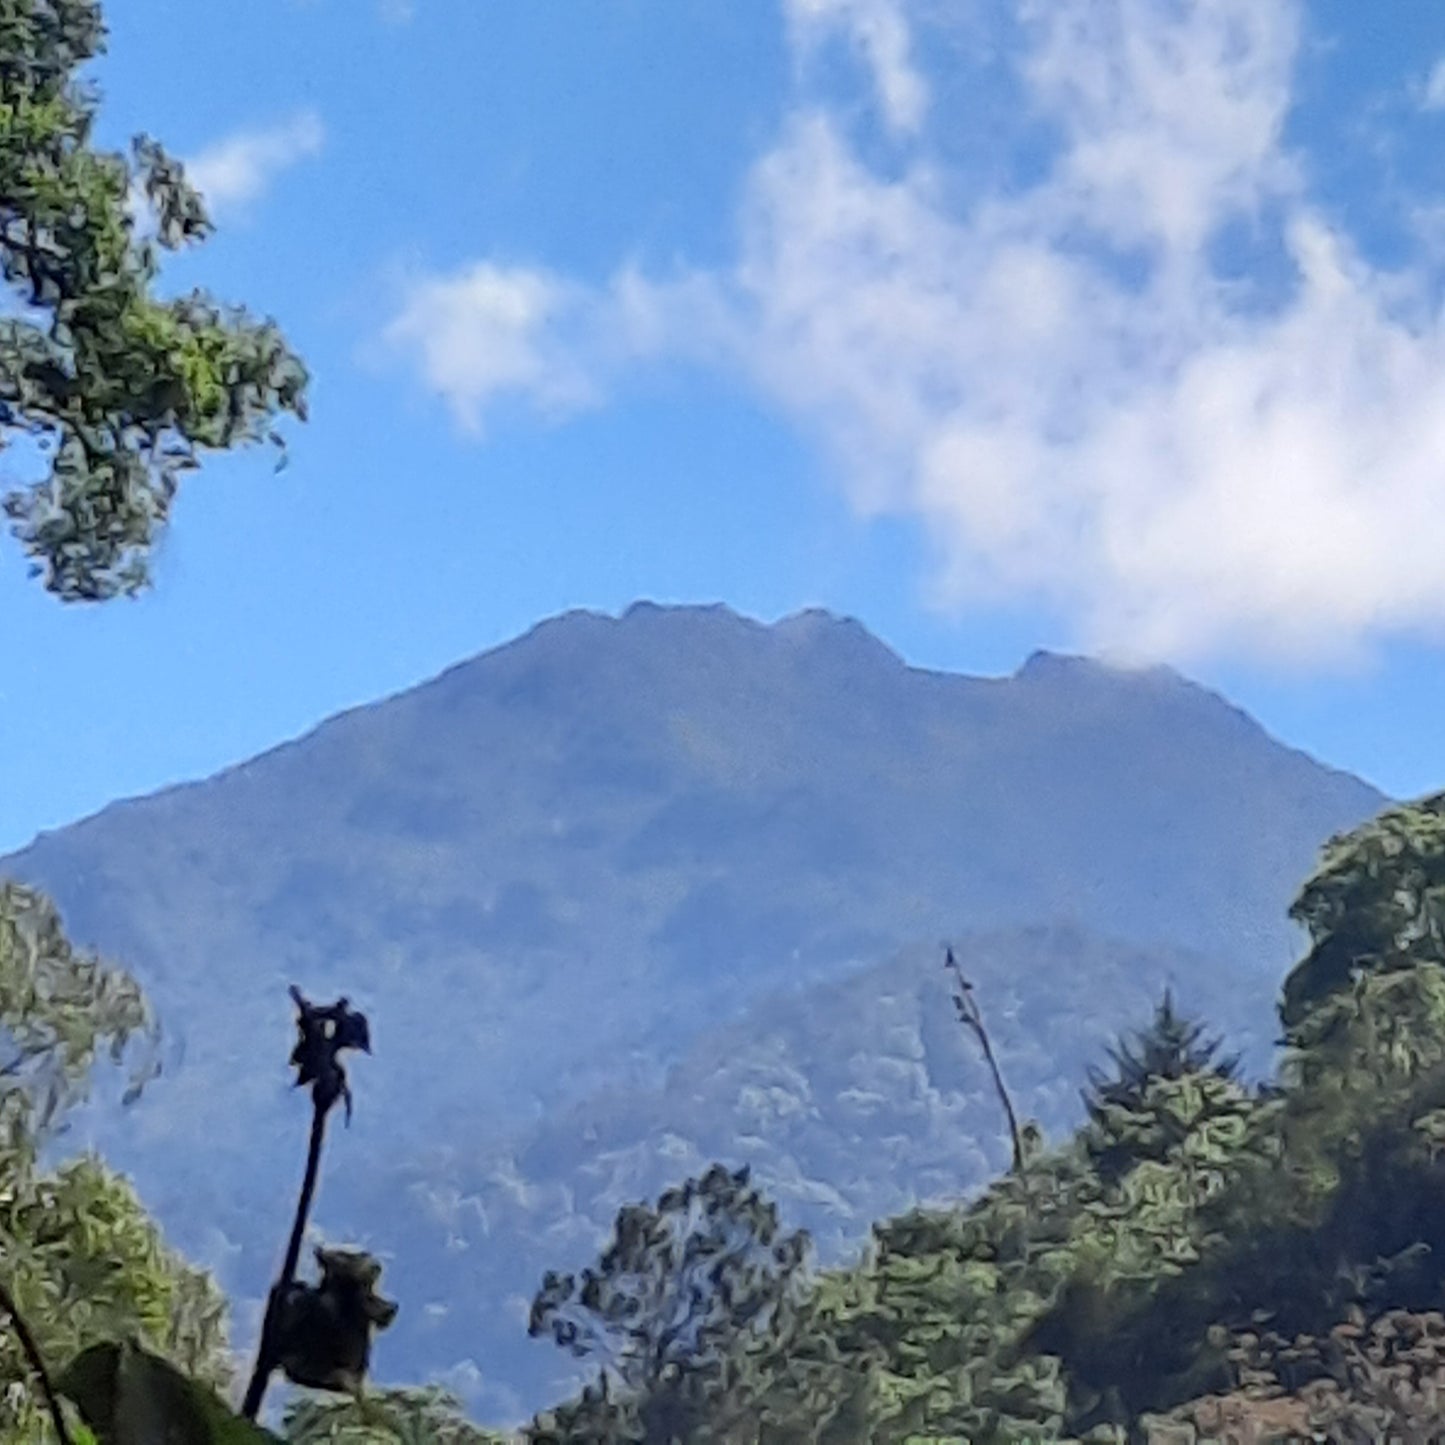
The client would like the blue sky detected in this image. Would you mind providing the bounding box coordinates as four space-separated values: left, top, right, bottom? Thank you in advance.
6 0 1445 854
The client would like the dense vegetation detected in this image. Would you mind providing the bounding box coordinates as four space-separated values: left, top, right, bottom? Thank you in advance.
489 794 1445 1444
12 787 1445 1441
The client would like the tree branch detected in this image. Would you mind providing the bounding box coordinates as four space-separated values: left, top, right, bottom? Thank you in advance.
0 1275 71 1444
945 946 1026 1176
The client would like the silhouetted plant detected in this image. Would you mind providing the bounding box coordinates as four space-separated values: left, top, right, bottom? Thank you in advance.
944 945 1031 1176
241 987 387 1422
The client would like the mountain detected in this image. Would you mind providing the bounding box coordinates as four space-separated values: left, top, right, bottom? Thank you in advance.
0 601 1389 1423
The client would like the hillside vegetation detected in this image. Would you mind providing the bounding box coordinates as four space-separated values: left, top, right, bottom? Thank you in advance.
10 792 1445 1442
499 791 1445 1442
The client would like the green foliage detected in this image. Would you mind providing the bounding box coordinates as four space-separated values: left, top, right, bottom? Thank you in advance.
719 993 1267 1443
281 1383 513 1444
58 1337 281 1443
0 0 308 601
802 1155 1090 1443
0 882 234 1440
1281 793 1445 1031
1080 990 1243 1185
0 879 158 1163
1028 1077 1272 1429
528 1163 818 1443
515 991 1267 1442
0 1150 233 1405
1055 804 1445 1433
0 880 235 1440
1153 971 1445 1348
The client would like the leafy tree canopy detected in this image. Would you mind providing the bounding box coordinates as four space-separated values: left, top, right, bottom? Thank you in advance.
1281 794 1445 1031
738 997 1267 1443
0 882 234 1441
528 1163 815 1444
0 879 157 1170
0 0 308 601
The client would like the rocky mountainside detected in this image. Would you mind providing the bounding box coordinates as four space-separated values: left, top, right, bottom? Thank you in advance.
0 602 1389 1422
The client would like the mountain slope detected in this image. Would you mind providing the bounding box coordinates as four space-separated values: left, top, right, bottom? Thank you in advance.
338 923 1278 1417
0 601 1389 1421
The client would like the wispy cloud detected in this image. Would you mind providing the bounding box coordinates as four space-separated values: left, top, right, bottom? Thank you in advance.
785 0 929 135
378 258 730 436
1422 57 1445 112
381 0 1445 670
184 110 325 217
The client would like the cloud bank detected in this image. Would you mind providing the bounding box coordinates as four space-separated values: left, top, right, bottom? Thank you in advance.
381 0 1445 669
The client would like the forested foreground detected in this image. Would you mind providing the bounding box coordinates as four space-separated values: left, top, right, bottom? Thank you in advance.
6 793 1445 1443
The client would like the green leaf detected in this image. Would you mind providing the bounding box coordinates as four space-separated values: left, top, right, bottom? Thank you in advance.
57 1339 283 1444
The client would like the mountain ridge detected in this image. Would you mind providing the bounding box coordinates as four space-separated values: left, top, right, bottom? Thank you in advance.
15 602 1369 853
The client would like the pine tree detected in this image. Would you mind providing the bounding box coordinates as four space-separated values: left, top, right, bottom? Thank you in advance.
1080 990 1243 1185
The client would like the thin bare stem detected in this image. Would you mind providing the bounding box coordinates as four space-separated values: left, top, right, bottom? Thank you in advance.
0 1276 71 1444
240 1099 329 1420
945 946 1026 1176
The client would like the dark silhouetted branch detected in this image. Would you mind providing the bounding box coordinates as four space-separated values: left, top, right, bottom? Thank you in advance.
945 946 1026 1176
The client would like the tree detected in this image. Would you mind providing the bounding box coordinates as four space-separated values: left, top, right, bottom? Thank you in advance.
806 1163 1089 1445
0 0 308 601
0 882 235 1441
1080 989 1244 1185
1280 795 1445 1032
528 1163 813 1444
1041 806 1445 1434
747 1001 1263 1443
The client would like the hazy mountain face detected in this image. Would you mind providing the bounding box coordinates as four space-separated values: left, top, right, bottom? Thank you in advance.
0 602 1388 1422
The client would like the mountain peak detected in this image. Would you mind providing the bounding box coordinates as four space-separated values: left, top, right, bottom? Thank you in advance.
519 600 905 673
772 607 904 667
621 599 753 629
1015 649 1181 685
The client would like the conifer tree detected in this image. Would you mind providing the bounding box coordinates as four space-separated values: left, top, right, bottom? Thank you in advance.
1080 990 1244 1185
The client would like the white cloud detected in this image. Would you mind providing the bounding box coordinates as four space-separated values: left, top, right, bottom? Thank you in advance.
379 264 597 436
1423 57 1445 112
184 111 325 217
382 0 1445 670
379 258 732 436
1018 0 1300 254
785 0 929 135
